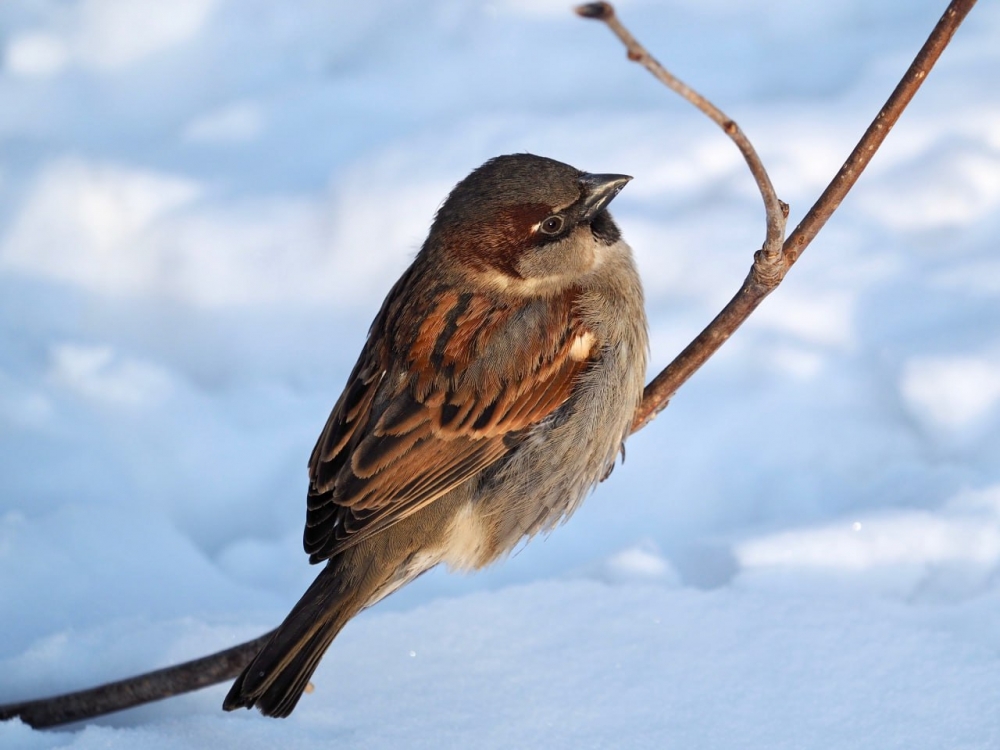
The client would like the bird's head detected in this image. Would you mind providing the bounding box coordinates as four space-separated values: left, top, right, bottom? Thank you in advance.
428 153 631 295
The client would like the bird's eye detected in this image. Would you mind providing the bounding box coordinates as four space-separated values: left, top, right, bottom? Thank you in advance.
539 215 564 235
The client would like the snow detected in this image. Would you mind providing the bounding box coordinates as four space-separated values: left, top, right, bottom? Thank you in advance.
1 0 999 747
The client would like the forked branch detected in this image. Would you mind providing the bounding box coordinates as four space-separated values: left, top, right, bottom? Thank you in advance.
585 0 979 431
0 0 977 729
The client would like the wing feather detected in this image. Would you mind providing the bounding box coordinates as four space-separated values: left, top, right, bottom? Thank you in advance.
303 282 594 563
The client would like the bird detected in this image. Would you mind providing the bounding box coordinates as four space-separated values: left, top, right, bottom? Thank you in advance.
223 153 648 718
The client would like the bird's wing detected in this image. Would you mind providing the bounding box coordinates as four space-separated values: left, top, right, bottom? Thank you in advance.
303 287 594 563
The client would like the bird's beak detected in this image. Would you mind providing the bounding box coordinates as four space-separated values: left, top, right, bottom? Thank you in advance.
578 173 632 221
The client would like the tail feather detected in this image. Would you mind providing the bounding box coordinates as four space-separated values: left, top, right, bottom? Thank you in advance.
223 564 365 717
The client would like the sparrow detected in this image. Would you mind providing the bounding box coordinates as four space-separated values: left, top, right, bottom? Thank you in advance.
223 153 648 717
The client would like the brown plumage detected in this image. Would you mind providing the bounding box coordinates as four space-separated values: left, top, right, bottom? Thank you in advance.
223 153 648 718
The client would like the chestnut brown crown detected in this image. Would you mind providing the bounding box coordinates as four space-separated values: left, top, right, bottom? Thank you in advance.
426 153 631 288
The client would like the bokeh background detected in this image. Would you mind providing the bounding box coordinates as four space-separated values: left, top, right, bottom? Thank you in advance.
2 1 999 747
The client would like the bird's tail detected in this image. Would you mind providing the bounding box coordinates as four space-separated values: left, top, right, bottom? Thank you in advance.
222 563 367 718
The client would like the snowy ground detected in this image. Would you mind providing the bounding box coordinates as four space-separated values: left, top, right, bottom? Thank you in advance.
1 0 999 747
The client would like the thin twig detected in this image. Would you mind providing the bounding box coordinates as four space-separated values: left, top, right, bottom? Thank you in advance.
575 2 788 261
0 0 978 730
782 0 976 266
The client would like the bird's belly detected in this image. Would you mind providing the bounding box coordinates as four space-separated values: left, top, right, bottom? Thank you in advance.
432 501 490 572
464 349 643 566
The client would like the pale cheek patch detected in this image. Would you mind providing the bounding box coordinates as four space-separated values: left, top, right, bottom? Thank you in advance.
570 331 596 361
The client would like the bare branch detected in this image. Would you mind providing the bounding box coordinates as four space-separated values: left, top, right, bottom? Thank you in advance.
0 631 274 728
783 0 978 267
